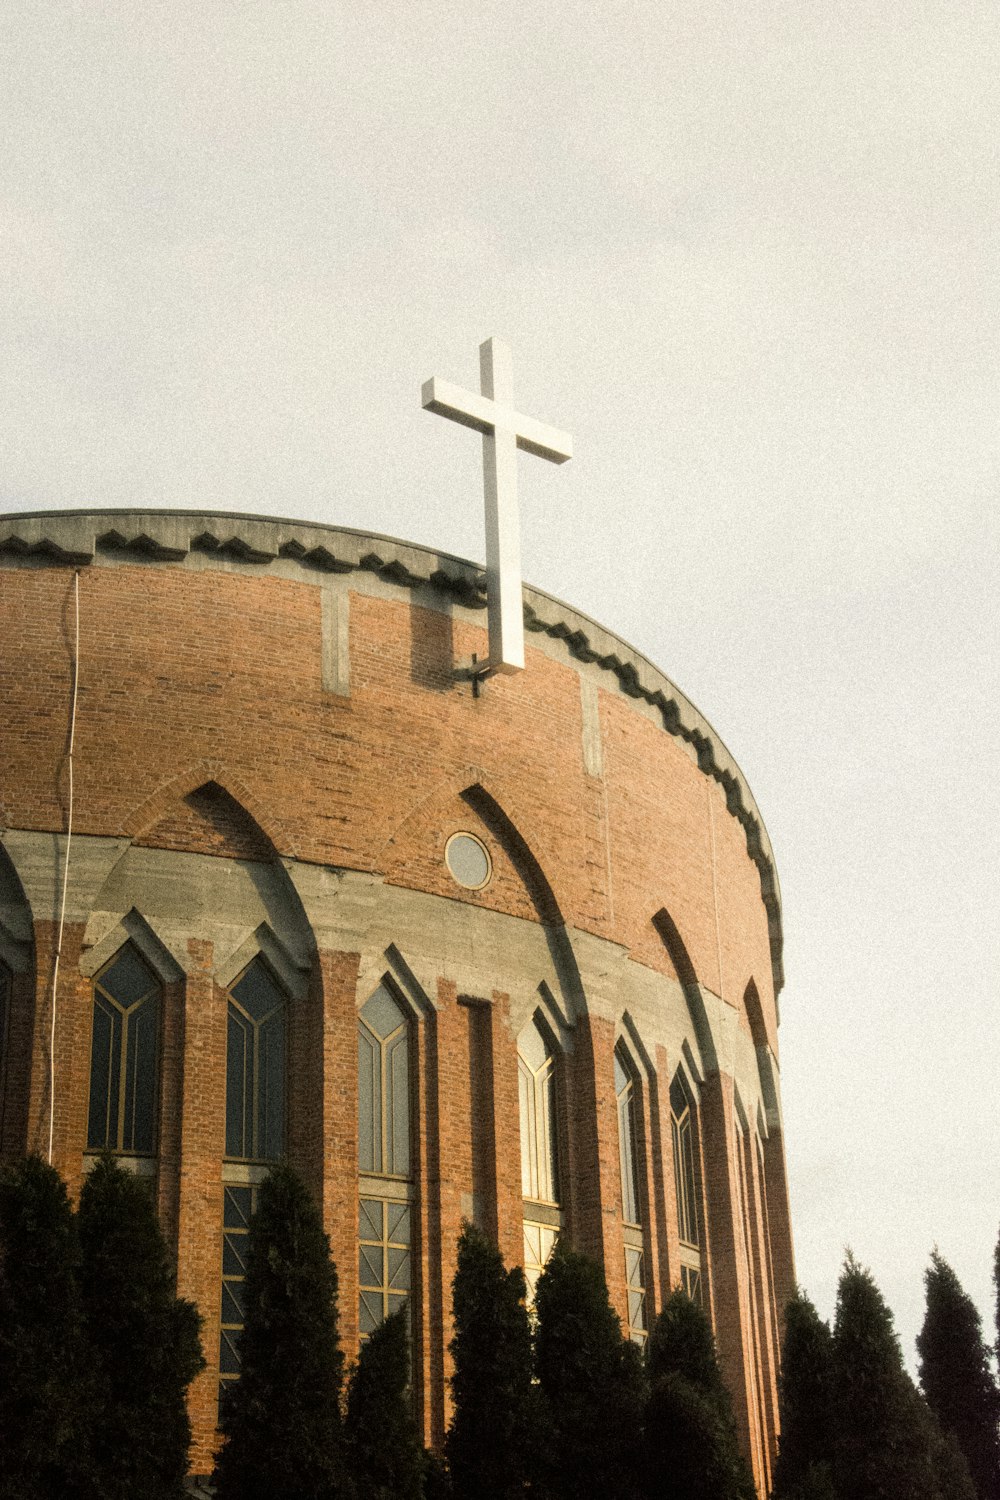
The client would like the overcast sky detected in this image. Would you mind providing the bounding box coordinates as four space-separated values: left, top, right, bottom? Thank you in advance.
2 2 998 1370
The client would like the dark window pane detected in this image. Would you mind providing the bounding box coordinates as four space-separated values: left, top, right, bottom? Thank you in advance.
224 1186 253 1229
361 984 404 1042
386 1201 411 1245
231 962 283 1024
222 1281 245 1324
259 1010 285 1161
100 946 156 1008
87 997 116 1150
226 1006 249 1158
358 1030 378 1173
388 1032 409 1177
219 1329 242 1375
387 1246 411 1291
359 1198 381 1241
123 994 158 1153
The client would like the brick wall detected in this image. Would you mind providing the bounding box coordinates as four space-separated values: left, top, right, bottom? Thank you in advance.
0 550 792 1495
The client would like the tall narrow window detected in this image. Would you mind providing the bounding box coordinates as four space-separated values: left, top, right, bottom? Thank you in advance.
86 944 160 1155
225 958 286 1162
615 1043 647 1344
219 957 287 1403
671 1072 704 1305
358 983 414 1341
518 1015 561 1301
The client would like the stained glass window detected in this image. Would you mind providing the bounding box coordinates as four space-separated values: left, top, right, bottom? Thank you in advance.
518 1016 559 1205
625 1244 648 1344
219 1183 255 1401
671 1074 700 1249
225 959 286 1162
86 944 160 1154
615 1045 641 1227
359 1197 412 1338
671 1072 705 1304
358 984 410 1178
357 985 414 1344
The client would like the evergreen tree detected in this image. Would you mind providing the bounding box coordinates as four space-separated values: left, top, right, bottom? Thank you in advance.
0 1154 94 1500
831 1251 966 1500
346 1307 424 1500
771 1290 836 1500
917 1251 1000 1500
213 1162 352 1500
532 1240 647 1500
77 1155 204 1500
445 1222 536 1500
643 1288 754 1500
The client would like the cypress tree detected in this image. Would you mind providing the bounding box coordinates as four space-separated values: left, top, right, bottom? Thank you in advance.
76 1154 204 1500
533 1240 646 1500
771 1290 836 1500
212 1162 352 1500
445 1222 536 1500
346 1307 424 1500
831 1251 966 1500
0 1154 94 1500
917 1251 1000 1500
643 1288 754 1500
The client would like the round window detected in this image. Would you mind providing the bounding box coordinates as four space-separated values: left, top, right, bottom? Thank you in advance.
445 832 492 890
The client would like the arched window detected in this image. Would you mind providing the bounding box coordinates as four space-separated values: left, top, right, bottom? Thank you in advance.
518 1014 561 1300
86 944 160 1155
615 1042 647 1344
358 983 414 1341
225 958 286 1162
671 1071 704 1305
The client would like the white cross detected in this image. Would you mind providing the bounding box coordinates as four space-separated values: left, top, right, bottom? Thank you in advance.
422 338 572 676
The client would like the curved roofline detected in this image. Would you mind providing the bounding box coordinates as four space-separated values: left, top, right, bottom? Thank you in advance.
0 507 783 994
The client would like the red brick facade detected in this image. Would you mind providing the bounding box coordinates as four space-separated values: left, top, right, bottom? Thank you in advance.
0 511 794 1493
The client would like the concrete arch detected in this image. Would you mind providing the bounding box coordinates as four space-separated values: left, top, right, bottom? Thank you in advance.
743 980 779 1132
652 907 718 1074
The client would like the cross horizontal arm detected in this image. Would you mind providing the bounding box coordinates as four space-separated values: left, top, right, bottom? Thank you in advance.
421 377 573 464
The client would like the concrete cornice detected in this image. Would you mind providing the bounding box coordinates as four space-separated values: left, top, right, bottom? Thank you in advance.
0 507 783 992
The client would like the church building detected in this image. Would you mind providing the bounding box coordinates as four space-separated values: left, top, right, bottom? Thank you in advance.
0 504 793 1493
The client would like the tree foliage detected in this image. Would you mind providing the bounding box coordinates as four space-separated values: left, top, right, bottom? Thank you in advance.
0 1155 94 1500
643 1289 754 1500
213 1162 352 1500
77 1155 204 1500
446 1222 535 1500
917 1251 1000 1500
533 1240 646 1500
772 1290 836 1500
346 1307 424 1500
831 1252 974 1500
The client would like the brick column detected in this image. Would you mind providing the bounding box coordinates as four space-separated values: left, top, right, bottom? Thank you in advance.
315 949 362 1369
175 939 226 1475
486 990 523 1276
28 920 89 1191
700 1069 766 1496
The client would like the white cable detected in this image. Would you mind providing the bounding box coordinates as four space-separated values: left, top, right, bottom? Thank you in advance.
48 570 79 1165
